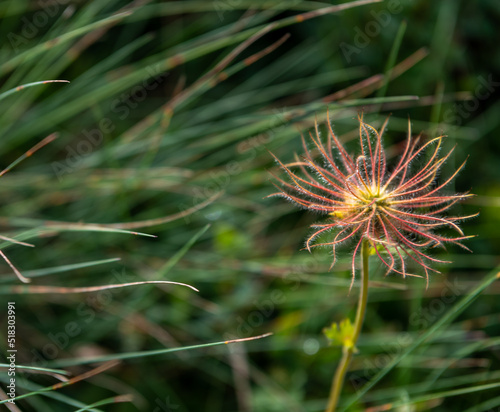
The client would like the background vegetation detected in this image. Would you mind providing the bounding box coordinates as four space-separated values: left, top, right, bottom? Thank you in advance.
0 0 499 411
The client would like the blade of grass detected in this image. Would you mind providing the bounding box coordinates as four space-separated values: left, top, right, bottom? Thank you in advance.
74 395 134 412
0 365 69 376
423 336 500 391
339 267 500 411
0 258 121 283
49 333 273 367
0 80 69 102
156 224 212 279
0 12 133 76
87 192 223 230
361 369 500 404
1 280 199 294
0 361 119 406
111 224 212 316
375 380 500 410
462 395 500 412
0 218 157 238
374 19 407 113
7 0 382 144
0 133 58 177
0 375 102 412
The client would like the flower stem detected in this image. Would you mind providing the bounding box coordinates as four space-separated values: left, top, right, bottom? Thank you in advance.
326 238 370 412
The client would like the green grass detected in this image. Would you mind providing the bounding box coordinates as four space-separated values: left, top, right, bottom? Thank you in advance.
0 1 499 411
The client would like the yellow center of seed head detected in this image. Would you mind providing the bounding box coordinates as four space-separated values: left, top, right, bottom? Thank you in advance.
330 210 345 219
329 187 391 220
361 186 390 209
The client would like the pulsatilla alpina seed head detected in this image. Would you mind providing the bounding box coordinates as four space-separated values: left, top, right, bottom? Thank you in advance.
268 113 474 287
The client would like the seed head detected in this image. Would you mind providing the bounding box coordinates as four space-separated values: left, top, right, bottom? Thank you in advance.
269 113 474 288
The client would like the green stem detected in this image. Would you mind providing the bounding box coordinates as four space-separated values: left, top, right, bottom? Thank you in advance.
326 238 370 412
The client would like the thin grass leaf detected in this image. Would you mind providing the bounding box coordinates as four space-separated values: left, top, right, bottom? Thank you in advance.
73 395 134 412
0 133 58 177
0 361 119 406
377 380 500 410
0 258 121 283
0 375 102 412
49 333 273 367
0 12 133 76
361 370 500 404
462 395 500 412
156 224 212 279
423 336 500 391
6 0 382 143
376 20 407 100
128 1 348 18
0 365 69 376
1 280 199 294
339 267 500 411
0 80 69 102
374 20 407 114
89 192 222 230
0 218 157 238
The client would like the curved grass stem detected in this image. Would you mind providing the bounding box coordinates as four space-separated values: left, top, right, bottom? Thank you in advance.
326 238 370 412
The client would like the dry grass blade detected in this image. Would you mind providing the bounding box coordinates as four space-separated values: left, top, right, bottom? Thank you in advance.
99 190 223 229
0 361 120 405
324 48 429 102
5 280 199 294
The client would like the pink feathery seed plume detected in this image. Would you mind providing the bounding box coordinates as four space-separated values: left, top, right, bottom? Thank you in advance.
268 112 475 288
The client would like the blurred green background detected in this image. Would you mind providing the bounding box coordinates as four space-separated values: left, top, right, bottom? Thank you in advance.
0 0 499 411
